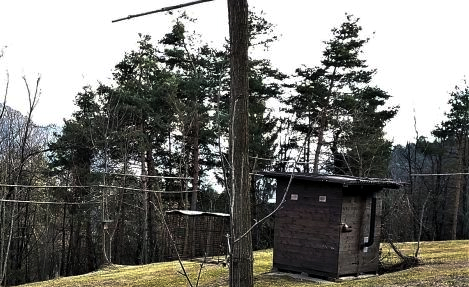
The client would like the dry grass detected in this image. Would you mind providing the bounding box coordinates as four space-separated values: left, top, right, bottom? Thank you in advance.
21 240 469 287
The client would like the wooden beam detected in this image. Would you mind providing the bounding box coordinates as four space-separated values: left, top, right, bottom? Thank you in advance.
112 0 215 23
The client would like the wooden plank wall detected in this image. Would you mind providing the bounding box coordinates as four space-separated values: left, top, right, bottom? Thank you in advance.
357 194 382 274
338 188 382 276
163 214 229 260
273 178 343 276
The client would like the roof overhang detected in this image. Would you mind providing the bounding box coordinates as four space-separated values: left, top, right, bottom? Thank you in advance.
258 171 402 189
166 210 230 217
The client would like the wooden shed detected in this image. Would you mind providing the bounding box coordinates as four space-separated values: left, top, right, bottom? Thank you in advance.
261 172 401 279
163 210 229 261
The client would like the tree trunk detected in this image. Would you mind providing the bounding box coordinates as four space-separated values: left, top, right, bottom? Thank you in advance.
442 174 461 240
85 219 96 271
191 115 199 211
313 67 336 174
441 145 462 240
140 150 149 264
1 200 16 285
60 205 67 276
146 148 158 261
313 108 327 174
227 0 253 286
460 137 469 238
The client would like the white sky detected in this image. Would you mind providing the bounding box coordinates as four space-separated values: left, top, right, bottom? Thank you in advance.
1 0 469 145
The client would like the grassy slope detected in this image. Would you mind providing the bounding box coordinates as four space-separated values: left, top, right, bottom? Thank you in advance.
22 240 469 287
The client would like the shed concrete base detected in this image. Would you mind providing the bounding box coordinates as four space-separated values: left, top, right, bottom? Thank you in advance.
335 274 377 282
266 270 378 283
266 272 330 283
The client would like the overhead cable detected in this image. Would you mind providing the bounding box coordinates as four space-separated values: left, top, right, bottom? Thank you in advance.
0 183 195 194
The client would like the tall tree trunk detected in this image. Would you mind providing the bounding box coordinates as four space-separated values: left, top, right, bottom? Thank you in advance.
250 178 258 250
227 0 253 286
60 205 67 276
443 174 461 240
312 108 327 174
441 145 462 240
85 219 96 271
65 214 73 276
0 201 4 279
191 115 199 211
313 67 336 174
460 137 469 238
140 150 148 264
146 149 157 262
305 128 311 173
1 200 16 285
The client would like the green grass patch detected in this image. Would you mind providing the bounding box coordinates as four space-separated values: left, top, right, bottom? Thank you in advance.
21 240 469 287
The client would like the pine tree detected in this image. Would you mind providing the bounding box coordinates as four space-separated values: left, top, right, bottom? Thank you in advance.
160 16 222 210
286 14 397 175
48 87 100 274
433 84 469 239
333 86 397 177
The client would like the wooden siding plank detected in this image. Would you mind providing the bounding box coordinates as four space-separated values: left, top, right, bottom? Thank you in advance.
273 178 384 278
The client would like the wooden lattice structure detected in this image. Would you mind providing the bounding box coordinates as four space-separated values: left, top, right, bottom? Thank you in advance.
163 210 229 261
261 172 401 279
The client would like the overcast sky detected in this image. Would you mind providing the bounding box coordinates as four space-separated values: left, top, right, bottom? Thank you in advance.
1 0 469 145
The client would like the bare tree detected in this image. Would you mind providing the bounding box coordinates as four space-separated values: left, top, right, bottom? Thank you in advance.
0 75 42 285
0 47 7 121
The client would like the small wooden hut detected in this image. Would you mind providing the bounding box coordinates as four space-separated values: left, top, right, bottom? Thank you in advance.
261 172 401 279
163 210 229 261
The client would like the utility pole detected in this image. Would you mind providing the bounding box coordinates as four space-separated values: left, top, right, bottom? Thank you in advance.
227 0 253 286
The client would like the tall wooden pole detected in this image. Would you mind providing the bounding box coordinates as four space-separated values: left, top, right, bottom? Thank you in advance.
227 0 253 286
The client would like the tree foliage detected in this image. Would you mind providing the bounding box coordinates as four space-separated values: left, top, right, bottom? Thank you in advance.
432 84 469 239
284 14 398 176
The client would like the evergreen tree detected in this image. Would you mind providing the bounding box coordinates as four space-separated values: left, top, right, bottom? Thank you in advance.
160 16 222 210
332 86 397 177
433 84 469 239
285 14 397 175
48 87 101 275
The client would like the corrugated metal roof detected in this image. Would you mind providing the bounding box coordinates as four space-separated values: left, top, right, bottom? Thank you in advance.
166 210 230 217
259 171 402 189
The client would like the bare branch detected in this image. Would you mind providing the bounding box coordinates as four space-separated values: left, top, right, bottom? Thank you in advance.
149 200 194 287
1 199 16 284
0 71 8 120
233 170 295 244
195 253 207 287
1 46 8 119
112 0 214 23
414 195 429 258
233 131 312 244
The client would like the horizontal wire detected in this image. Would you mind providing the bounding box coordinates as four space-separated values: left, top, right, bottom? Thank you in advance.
0 183 196 194
0 199 99 205
249 156 316 164
0 184 92 189
102 185 196 194
107 172 192 180
411 173 469 176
